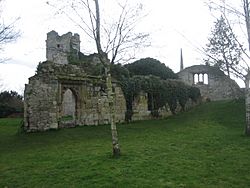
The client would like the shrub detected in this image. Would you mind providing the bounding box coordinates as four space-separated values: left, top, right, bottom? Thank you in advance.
124 58 178 80
0 91 23 118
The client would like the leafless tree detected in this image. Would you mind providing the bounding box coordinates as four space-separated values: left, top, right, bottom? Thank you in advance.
205 15 242 78
92 0 121 157
205 0 250 85
205 0 250 135
48 0 150 157
47 0 150 64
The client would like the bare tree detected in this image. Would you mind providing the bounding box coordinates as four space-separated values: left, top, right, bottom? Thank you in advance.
49 0 153 157
243 0 250 51
205 15 242 78
92 0 121 157
47 0 150 156
47 0 150 64
205 0 250 84
206 0 250 135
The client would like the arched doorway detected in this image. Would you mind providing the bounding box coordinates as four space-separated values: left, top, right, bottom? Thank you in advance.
61 88 76 127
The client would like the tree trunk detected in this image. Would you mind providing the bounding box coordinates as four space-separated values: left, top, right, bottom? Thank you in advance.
93 0 102 55
243 0 250 51
245 77 250 136
243 0 250 135
226 63 230 78
93 0 121 156
106 68 121 157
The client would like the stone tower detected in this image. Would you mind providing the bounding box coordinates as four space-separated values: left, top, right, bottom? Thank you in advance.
46 30 80 64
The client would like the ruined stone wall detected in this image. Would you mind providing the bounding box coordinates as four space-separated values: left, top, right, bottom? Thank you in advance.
24 77 59 131
46 30 80 64
24 61 202 132
130 92 199 120
178 65 243 101
114 86 127 123
25 30 205 132
132 92 151 121
24 61 126 132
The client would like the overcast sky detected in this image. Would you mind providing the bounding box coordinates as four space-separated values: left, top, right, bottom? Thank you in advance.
0 0 240 93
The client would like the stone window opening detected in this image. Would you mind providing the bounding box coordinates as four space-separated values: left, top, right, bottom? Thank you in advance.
193 73 209 85
194 74 199 84
57 44 60 48
203 73 208 84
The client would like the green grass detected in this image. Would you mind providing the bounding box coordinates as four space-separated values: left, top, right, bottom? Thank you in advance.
1 100 250 187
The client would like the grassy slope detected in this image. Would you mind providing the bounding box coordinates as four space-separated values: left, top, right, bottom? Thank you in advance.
0 100 250 188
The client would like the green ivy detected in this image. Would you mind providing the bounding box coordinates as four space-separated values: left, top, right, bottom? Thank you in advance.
110 61 201 119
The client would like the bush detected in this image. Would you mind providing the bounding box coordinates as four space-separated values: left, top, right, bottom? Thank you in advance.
125 58 178 80
0 105 16 118
0 91 23 118
188 86 201 102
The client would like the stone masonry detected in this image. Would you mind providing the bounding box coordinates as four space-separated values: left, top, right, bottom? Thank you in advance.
24 31 128 132
178 65 243 101
24 61 126 131
46 30 80 64
24 31 200 132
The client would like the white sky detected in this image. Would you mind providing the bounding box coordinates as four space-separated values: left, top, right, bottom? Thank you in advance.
0 0 245 93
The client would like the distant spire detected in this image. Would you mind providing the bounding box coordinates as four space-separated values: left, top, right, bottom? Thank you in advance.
180 48 184 71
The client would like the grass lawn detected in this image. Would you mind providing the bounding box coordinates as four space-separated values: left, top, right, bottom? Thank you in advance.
0 100 250 187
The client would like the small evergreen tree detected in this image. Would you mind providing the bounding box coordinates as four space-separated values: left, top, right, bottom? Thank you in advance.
205 16 242 78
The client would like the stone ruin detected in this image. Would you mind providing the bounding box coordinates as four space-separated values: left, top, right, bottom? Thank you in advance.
178 65 243 101
26 30 174 132
46 30 80 64
23 31 208 132
24 31 127 132
24 61 127 131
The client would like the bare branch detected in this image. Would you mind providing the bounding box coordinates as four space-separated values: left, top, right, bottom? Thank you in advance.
204 0 250 82
0 0 20 62
47 0 150 64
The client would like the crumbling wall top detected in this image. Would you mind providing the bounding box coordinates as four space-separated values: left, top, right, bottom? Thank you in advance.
46 30 80 64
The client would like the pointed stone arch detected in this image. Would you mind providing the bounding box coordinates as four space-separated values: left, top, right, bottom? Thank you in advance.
62 89 76 118
60 87 79 127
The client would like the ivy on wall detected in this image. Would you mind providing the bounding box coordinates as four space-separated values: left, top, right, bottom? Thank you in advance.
67 55 201 120
111 62 201 121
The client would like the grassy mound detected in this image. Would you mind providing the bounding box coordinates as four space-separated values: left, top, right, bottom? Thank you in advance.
0 100 250 187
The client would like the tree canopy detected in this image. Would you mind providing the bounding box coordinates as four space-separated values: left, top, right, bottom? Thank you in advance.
124 57 178 79
205 16 242 78
0 90 23 118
